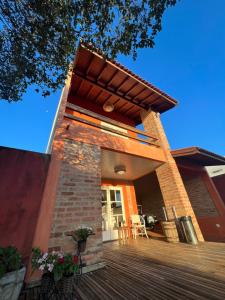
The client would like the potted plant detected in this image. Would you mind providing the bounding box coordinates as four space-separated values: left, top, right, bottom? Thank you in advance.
67 227 94 252
0 246 25 300
32 248 79 295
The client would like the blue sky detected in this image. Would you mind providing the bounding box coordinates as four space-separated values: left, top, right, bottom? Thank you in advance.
0 0 225 155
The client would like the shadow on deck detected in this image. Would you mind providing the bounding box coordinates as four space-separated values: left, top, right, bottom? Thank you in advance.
20 238 225 299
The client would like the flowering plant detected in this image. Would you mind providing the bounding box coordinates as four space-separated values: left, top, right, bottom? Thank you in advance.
31 248 79 281
67 226 94 242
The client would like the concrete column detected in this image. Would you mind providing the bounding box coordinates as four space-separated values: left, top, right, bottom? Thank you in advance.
141 109 204 241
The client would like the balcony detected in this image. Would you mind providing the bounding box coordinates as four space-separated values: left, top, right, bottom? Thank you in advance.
63 103 167 180
65 103 158 147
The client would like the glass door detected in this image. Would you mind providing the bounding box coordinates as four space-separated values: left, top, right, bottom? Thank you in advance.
101 186 125 241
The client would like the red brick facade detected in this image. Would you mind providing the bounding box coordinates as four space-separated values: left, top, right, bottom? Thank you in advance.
141 109 204 241
49 140 103 266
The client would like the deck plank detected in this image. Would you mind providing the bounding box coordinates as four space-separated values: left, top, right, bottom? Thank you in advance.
20 239 225 299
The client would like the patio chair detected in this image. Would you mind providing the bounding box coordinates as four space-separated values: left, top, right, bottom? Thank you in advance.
131 215 149 239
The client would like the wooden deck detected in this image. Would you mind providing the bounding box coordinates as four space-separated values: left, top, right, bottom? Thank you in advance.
21 238 225 299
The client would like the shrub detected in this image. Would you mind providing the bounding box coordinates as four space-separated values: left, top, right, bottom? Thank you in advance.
0 246 22 278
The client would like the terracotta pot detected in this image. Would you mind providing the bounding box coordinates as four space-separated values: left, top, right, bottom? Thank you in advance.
0 266 26 300
78 240 86 253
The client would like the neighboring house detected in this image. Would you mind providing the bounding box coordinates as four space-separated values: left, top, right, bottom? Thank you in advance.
1 45 225 282
206 163 225 210
172 147 225 242
206 165 225 178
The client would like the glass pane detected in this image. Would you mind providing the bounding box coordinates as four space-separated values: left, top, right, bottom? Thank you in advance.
115 190 121 202
111 202 122 215
102 201 108 230
117 215 124 225
101 190 107 202
110 190 115 202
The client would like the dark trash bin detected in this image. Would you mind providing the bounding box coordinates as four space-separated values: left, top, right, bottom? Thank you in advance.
179 216 198 245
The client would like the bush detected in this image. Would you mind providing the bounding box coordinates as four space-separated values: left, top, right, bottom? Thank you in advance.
0 246 22 279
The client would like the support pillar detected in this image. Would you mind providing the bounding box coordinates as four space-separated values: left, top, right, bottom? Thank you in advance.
141 109 204 241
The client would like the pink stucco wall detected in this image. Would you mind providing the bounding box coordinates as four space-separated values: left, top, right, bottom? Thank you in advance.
0 146 50 265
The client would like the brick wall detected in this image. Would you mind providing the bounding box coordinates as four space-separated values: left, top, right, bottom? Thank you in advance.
134 172 165 220
49 139 103 266
181 173 219 217
141 110 204 241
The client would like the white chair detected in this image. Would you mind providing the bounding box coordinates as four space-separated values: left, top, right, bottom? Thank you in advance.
131 215 149 239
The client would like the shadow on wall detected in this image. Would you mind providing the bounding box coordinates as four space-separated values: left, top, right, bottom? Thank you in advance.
134 171 165 220
0 146 50 265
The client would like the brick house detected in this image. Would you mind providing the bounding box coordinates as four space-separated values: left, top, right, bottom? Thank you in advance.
32 45 207 270
1 45 225 282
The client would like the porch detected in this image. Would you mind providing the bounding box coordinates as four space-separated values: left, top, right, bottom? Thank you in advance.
21 238 225 299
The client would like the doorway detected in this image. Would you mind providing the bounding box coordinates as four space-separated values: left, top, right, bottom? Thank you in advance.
101 186 126 241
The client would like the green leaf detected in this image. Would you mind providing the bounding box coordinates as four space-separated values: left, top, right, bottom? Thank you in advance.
0 0 179 101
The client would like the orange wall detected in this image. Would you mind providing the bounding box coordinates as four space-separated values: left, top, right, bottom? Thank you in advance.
101 179 138 226
61 118 166 162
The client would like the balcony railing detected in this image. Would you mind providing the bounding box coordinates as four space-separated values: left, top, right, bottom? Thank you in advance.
65 103 158 147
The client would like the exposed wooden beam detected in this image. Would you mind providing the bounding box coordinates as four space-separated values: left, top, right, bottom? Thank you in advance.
123 105 136 115
115 76 130 92
140 91 155 104
74 71 147 110
102 94 113 105
97 63 108 81
83 46 177 106
92 90 103 103
85 54 95 75
132 87 147 100
85 85 94 99
106 69 119 87
122 82 139 98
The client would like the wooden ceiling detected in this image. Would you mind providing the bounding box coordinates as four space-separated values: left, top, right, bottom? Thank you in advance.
68 45 177 125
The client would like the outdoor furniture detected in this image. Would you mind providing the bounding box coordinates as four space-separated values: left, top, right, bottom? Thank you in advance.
131 215 149 239
118 226 131 240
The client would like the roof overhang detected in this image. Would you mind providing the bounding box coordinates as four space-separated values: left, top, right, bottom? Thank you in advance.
101 148 163 180
68 45 177 125
171 147 225 166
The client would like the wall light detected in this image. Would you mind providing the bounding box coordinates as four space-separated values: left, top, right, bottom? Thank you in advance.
114 165 126 175
103 102 114 112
